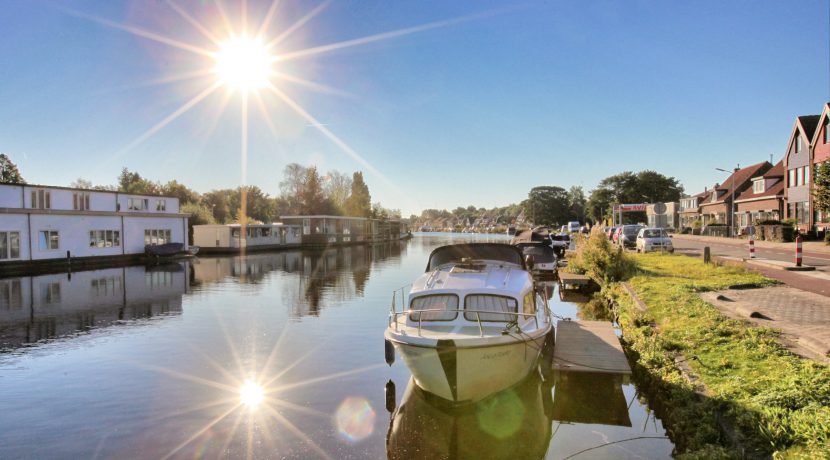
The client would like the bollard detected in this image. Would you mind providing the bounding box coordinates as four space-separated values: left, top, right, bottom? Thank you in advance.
795 235 803 267
749 236 756 259
703 246 711 264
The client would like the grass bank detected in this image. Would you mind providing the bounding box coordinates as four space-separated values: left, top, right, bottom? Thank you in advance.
612 253 830 458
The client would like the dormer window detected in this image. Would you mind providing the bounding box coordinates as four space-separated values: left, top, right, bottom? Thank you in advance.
753 179 765 194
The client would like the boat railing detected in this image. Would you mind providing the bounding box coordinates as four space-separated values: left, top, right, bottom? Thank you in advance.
389 308 541 337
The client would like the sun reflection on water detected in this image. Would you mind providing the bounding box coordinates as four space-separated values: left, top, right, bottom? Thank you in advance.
239 379 265 409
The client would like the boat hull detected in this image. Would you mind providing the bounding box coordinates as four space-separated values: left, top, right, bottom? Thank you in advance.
388 330 549 403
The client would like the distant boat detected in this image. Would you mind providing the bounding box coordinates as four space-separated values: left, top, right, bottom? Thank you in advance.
188 246 200 255
145 243 185 257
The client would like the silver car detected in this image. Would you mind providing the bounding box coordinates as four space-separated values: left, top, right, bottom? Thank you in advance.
636 228 674 253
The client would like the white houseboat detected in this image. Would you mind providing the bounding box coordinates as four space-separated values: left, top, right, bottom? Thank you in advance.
192 223 303 254
0 183 188 270
278 215 411 247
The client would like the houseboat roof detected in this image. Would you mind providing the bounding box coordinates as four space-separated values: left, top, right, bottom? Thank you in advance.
280 215 373 220
0 182 180 200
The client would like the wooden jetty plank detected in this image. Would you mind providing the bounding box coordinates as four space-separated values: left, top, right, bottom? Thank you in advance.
552 320 631 374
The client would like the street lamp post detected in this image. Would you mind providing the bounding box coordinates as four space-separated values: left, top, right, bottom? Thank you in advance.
716 165 740 237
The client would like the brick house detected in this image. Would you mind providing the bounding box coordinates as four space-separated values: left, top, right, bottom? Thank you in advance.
810 103 830 231
698 161 772 234
733 160 785 227
678 189 711 229
783 114 820 232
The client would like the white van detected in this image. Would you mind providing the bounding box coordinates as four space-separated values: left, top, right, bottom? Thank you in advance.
567 221 580 233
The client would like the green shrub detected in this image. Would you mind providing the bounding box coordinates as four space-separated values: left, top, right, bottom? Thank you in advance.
567 229 636 283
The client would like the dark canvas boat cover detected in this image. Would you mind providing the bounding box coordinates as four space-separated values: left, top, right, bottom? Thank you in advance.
426 243 525 271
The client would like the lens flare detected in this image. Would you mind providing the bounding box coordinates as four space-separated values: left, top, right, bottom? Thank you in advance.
335 397 375 442
214 36 274 92
239 380 265 408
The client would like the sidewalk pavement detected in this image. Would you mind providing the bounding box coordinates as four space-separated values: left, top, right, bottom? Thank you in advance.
701 287 830 361
673 233 830 254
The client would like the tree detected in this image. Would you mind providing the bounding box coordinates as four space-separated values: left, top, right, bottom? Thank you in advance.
279 163 307 215
161 180 199 205
229 186 275 223
586 170 683 224
344 171 371 217
298 166 328 215
202 190 232 223
181 202 216 244
814 161 830 221
118 168 159 195
0 154 25 184
69 178 93 189
526 186 570 226
567 185 586 222
323 170 352 214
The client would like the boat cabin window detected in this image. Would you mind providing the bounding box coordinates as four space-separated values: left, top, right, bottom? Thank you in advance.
409 295 458 321
464 295 517 322
523 292 535 315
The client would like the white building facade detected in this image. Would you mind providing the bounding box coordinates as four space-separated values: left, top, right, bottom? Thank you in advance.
0 183 188 264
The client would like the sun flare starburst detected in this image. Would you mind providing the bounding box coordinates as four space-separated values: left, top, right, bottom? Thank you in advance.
239 379 265 408
213 36 275 93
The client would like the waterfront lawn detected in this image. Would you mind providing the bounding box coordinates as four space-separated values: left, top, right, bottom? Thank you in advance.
615 253 830 458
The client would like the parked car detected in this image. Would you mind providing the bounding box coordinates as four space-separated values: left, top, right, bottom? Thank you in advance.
618 225 645 249
612 227 623 245
549 233 571 257
567 221 581 233
636 227 674 253
605 227 617 240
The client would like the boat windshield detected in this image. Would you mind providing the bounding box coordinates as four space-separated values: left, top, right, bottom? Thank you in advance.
426 244 525 271
516 244 555 263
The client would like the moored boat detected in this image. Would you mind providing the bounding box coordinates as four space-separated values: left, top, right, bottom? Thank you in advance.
385 243 553 403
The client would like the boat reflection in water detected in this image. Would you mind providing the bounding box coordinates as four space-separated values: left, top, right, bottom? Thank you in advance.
387 369 636 460
0 263 189 351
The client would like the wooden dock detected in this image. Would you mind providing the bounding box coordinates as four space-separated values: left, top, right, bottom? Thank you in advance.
558 272 593 291
552 320 631 374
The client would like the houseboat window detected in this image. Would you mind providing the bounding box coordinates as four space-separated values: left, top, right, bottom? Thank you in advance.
31 189 51 209
156 199 166 211
129 198 149 211
144 229 171 245
231 228 241 238
409 294 458 321
91 230 120 248
523 292 535 315
0 232 21 260
38 230 59 250
464 294 517 322
73 192 90 210
0 279 23 310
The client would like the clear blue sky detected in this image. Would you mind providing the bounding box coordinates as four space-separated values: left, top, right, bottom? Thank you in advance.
1 0 828 216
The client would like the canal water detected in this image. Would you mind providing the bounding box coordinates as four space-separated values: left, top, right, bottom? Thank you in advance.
0 233 674 459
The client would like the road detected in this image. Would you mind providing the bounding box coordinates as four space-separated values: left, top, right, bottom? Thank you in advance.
669 236 830 297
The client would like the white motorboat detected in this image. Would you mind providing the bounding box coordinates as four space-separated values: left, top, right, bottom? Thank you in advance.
385 243 553 403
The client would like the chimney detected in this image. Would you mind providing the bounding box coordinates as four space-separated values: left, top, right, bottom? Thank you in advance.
704 186 707 192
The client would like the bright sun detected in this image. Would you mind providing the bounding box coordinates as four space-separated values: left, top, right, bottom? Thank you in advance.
239 379 265 408
214 36 274 92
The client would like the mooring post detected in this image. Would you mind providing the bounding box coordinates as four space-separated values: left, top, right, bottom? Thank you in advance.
703 246 711 264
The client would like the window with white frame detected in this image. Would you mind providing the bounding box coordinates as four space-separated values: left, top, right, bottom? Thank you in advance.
797 167 804 186
30 189 51 209
38 231 59 250
0 231 21 260
803 166 810 185
73 192 91 211
128 198 149 211
795 134 802 153
788 169 797 187
753 179 765 194
156 199 166 211
89 230 120 248
144 229 171 246
825 122 830 144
